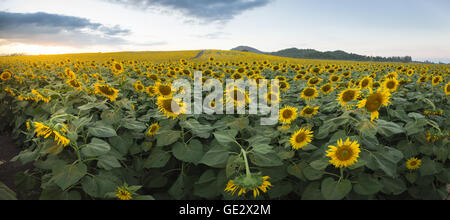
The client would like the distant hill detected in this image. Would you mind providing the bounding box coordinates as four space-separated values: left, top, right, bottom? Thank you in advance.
231 46 412 63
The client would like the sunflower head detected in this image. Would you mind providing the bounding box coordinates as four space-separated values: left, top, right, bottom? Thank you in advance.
383 78 399 92
66 79 82 90
301 87 319 101
279 106 298 124
357 88 391 121
445 83 450 96
157 96 185 119
300 106 319 118
147 123 160 137
94 83 119 102
326 138 361 168
406 158 421 170
225 174 272 198
155 82 174 97
290 128 314 150
116 187 133 200
320 83 334 95
337 88 360 107
0 71 12 81
359 77 372 90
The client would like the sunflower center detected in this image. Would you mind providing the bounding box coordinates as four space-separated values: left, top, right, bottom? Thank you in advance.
322 85 331 92
433 78 439 83
295 132 306 143
115 64 122 70
304 108 314 115
279 82 287 89
158 85 172 96
361 79 369 87
304 88 315 97
310 79 319 84
282 109 293 119
70 80 80 87
365 93 383 112
342 90 356 102
137 85 144 90
161 98 179 113
150 126 158 133
331 76 339 81
409 161 417 166
386 81 396 89
336 146 353 161
99 86 115 96
446 85 450 92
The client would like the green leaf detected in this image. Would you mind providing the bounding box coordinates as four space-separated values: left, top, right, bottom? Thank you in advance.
310 158 330 171
121 118 147 131
381 177 406 195
353 173 383 196
287 162 307 181
249 152 283 167
321 178 352 200
81 175 118 198
0 182 17 200
200 145 230 168
213 129 238 145
134 195 156 200
81 138 111 157
419 157 441 176
144 147 171 168
180 119 213 139
252 144 275 155
226 155 244 178
172 140 204 164
376 120 405 137
97 155 122 170
370 146 404 177
156 130 181 147
51 163 87 190
303 166 324 181
88 125 117 138
302 182 325 200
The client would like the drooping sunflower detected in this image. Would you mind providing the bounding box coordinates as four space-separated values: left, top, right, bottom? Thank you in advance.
406 158 422 170
301 87 319 101
383 78 399 92
155 82 173 97
66 79 82 91
290 128 314 150
445 82 450 96
326 138 361 168
94 83 119 102
224 174 272 198
357 88 391 121
337 88 360 107
320 83 334 95
300 106 319 118
146 123 160 137
33 122 70 147
279 106 298 124
156 96 185 119
0 71 12 81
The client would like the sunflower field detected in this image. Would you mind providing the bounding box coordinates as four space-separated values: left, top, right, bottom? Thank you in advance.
0 50 449 200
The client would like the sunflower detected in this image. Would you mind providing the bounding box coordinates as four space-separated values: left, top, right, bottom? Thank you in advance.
111 61 124 75
275 76 287 82
320 83 334 95
385 72 398 79
294 74 304 81
266 91 281 104
417 75 428 83
33 122 70 147
155 82 173 97
445 82 450 96
0 71 12 81
146 123 160 137
279 106 298 124
431 76 442 86
116 187 132 200
146 86 158 97
301 87 319 101
383 78 399 92
156 96 185 119
300 106 319 118
337 88 360 107
406 158 422 170
147 73 159 81
357 88 391 121
231 73 243 80
326 138 361 168
224 174 272 198
278 81 290 91
329 75 341 83
359 76 373 90
66 79 82 91
94 83 119 102
290 128 314 150
307 78 322 87
133 80 145 93
226 87 249 108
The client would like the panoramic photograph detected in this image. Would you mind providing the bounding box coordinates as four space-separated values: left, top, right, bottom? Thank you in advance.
0 0 449 206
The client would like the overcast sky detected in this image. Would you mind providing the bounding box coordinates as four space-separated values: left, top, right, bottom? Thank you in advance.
0 0 449 62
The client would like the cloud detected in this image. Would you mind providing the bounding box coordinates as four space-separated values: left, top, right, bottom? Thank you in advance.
106 0 272 22
194 31 230 39
0 11 131 47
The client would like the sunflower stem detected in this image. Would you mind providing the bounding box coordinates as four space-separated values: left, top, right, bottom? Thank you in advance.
241 149 252 178
339 168 344 182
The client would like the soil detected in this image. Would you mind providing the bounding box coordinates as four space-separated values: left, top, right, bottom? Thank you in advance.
0 135 31 194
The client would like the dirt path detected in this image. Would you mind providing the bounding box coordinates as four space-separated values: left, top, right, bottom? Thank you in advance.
191 50 206 59
0 136 27 193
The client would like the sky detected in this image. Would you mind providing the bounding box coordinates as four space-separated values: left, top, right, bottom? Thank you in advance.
0 0 449 63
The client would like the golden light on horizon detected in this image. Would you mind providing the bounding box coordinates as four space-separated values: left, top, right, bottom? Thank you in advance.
1 43 86 56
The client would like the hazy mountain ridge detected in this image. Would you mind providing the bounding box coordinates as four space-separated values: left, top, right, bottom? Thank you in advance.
231 46 413 63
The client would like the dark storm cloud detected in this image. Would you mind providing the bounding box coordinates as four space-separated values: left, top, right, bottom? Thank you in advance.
0 11 131 47
107 0 272 22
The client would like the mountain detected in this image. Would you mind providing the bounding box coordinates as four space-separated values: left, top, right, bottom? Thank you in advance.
231 46 412 63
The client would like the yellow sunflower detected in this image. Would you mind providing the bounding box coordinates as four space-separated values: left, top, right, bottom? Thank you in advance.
359 76 373 90
266 91 281 105
155 82 173 97
320 83 334 95
116 187 132 200
326 138 361 168
146 123 160 137
290 128 314 150
133 80 145 93
224 175 272 198
337 88 360 107
0 71 12 81
307 78 322 87
329 75 341 83
111 61 124 75
146 86 158 97
226 87 249 108
33 122 70 147
301 87 319 101
383 78 399 92
156 96 185 119
279 106 298 124
406 158 421 170
357 88 391 121
279 81 290 91
431 76 442 86
300 106 319 118
94 83 119 102
445 82 450 96
66 79 82 91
